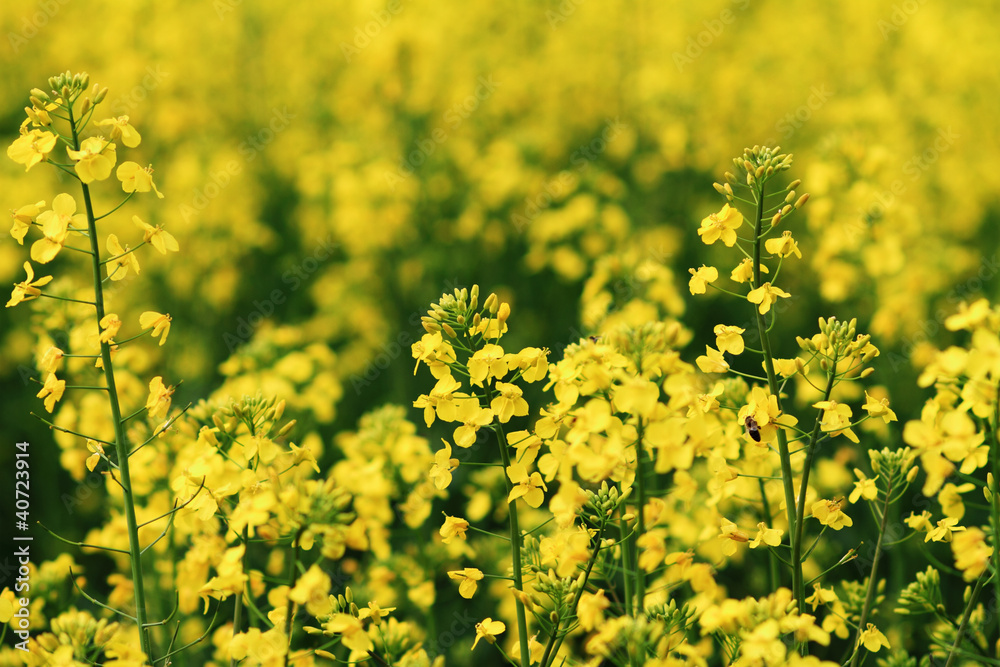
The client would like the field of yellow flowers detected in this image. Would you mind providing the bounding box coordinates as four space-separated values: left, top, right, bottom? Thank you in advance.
1 1 999 665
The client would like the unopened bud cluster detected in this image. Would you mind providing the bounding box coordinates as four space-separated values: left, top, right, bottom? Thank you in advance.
797 316 879 371
868 446 917 483
421 285 510 340
713 146 809 228
582 480 627 522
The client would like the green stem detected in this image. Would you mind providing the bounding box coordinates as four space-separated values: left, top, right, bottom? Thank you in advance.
492 414 531 667
540 522 608 667
792 351 837 607
231 525 251 667
943 570 989 667
634 419 647 615
988 382 1000 643
759 478 778 593
620 511 633 619
283 530 304 667
848 475 893 667
750 181 800 610
73 104 154 663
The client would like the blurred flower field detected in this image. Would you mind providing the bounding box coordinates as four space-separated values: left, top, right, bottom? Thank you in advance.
1 1 1000 665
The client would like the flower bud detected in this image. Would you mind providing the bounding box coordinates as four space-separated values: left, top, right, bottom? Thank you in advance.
274 399 286 421
785 190 796 204
94 86 109 104
725 171 737 185
484 293 498 314
754 165 766 179
441 323 458 338
770 211 783 227
794 193 810 209
788 179 801 190
497 302 511 325
713 182 726 194
345 587 354 604
276 420 296 438
860 367 875 378
906 466 919 483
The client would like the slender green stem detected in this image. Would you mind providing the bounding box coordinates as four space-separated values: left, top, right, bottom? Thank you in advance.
792 352 837 608
231 525 251 667
620 511 633 619
988 382 1000 642
491 413 531 667
283 529 304 667
943 570 989 667
750 181 800 610
758 478 778 593
72 102 154 663
540 522 608 667
848 475 893 667
634 420 647 615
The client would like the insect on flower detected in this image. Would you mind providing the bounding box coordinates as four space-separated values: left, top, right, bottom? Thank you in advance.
744 415 761 442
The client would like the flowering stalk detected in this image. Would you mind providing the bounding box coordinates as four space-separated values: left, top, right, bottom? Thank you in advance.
747 172 802 607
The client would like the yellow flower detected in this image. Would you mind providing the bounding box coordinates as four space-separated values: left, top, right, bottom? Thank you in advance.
439 514 469 544
491 381 528 423
133 215 178 254
730 258 768 284
10 200 45 245
7 128 58 171
764 230 802 258
36 372 66 412
938 482 975 519
140 311 172 346
747 282 791 314
944 298 992 331
714 324 745 355
862 392 897 423
688 264 718 294
507 462 547 508
447 568 484 599
288 565 331 616
738 386 798 443
67 136 117 183
952 527 992 581
697 204 743 247
472 618 505 651
695 345 729 373
39 346 64 374
926 516 966 543
578 590 609 631
6 261 53 308
805 584 838 610
106 234 140 281
810 498 853 530
848 470 879 503
324 613 373 654
429 440 459 490
511 346 548 382
146 376 174 420
96 116 142 147
719 517 749 556
857 623 890 652
117 162 164 198
453 400 494 448
813 400 859 443
358 600 396 625
31 193 84 264
100 313 123 343
749 522 782 549
905 510 933 532
85 440 104 472
468 343 508 386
